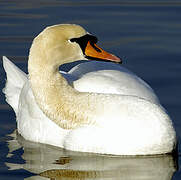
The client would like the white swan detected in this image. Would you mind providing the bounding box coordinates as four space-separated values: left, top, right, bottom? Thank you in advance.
3 24 176 155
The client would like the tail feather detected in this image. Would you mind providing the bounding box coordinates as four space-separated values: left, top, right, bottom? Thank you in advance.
2 56 27 115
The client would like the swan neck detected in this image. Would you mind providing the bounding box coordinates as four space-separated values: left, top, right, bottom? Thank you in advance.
28 58 95 129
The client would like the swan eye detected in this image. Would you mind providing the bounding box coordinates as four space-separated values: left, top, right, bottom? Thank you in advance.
69 38 76 43
70 34 98 44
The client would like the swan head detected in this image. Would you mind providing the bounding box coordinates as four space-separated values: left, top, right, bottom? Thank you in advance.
29 24 121 69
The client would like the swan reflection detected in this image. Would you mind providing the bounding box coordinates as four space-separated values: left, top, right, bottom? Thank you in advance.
6 131 177 180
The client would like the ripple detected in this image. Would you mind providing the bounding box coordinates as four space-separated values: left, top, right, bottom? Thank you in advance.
1 0 181 11
0 13 48 19
0 36 32 43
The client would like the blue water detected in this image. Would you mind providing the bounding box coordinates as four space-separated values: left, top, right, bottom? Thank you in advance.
0 1 181 179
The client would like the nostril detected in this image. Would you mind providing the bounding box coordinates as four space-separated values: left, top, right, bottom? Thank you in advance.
91 43 102 53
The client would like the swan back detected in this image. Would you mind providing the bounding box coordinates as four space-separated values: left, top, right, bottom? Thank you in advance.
68 61 159 104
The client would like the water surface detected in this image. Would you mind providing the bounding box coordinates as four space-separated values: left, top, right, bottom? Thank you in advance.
0 1 181 179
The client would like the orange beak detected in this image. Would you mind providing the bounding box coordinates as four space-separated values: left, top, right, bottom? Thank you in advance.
85 41 122 63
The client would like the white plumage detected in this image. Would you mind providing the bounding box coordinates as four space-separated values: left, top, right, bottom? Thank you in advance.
2 24 176 155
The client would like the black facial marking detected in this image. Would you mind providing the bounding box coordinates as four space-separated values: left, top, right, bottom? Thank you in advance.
70 34 122 64
70 34 98 54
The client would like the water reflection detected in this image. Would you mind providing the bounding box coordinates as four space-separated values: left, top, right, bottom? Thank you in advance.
6 131 177 180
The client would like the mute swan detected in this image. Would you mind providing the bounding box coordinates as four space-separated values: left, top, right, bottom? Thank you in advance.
3 24 176 155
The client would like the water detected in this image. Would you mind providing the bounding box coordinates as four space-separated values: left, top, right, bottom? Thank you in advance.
0 0 181 179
